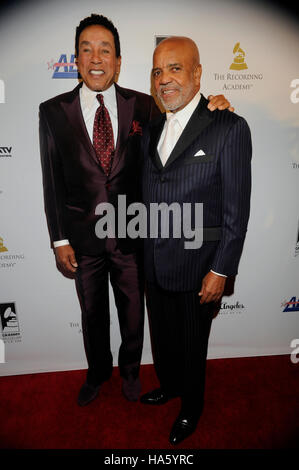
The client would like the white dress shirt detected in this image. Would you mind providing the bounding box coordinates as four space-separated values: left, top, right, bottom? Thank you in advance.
53 83 118 248
158 90 201 163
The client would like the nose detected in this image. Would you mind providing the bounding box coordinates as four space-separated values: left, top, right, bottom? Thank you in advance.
156 70 172 87
91 52 103 64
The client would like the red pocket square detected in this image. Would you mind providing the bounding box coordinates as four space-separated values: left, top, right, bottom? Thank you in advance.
129 120 143 136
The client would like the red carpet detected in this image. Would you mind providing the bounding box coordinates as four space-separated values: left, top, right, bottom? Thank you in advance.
0 355 298 450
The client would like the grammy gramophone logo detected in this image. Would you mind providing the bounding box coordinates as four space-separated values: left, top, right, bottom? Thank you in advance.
0 237 8 252
0 237 25 268
230 42 248 71
213 41 262 91
0 302 22 343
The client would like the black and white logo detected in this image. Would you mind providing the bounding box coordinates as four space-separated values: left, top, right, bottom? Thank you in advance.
0 146 12 157
0 302 21 343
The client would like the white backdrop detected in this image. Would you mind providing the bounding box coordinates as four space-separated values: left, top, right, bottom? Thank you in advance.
0 0 299 376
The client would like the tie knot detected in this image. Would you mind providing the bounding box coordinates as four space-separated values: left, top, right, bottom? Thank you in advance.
167 113 178 125
166 115 179 133
96 94 104 106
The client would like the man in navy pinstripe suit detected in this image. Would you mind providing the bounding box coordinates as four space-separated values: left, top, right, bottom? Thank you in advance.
140 37 252 445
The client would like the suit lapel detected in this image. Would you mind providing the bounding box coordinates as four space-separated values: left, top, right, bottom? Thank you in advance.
60 83 101 167
165 94 214 169
111 84 136 174
149 114 166 171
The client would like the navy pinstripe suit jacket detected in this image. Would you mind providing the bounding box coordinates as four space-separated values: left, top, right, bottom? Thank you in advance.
142 95 252 291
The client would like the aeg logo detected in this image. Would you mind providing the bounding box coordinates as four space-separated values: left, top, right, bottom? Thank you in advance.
48 54 78 79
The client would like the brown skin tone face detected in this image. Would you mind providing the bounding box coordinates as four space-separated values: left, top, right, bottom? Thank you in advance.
76 25 121 92
152 37 202 112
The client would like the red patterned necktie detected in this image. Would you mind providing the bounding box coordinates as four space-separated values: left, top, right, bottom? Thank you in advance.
93 94 114 175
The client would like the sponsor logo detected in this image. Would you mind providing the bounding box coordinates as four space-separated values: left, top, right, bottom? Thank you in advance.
69 322 82 334
0 303 22 343
0 237 25 269
0 147 12 158
213 42 263 92
230 42 248 70
219 301 245 314
0 79 4 103
0 338 4 363
0 237 8 253
290 79 299 104
290 339 299 364
282 297 299 312
295 220 299 257
48 54 78 79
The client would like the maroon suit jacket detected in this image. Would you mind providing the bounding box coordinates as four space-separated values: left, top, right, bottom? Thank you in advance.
39 82 159 255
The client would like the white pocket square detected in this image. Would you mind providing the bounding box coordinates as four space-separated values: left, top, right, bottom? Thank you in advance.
194 149 206 156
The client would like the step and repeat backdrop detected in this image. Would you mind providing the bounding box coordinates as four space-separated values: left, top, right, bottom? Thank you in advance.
0 0 299 375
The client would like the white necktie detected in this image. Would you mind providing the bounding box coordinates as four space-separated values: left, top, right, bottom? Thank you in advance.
159 114 180 166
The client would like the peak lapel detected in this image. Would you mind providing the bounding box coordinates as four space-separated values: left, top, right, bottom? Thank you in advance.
149 114 165 171
60 83 100 167
111 85 136 175
165 95 214 169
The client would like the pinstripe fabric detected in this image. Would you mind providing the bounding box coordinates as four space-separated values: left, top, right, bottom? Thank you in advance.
143 95 252 291
146 283 213 412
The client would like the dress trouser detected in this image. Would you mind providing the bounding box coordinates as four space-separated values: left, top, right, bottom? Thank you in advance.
75 239 144 386
146 282 214 416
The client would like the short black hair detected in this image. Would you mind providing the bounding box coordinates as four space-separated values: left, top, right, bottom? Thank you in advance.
75 14 121 58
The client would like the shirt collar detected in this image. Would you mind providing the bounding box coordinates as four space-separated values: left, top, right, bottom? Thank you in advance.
166 90 201 129
80 82 117 111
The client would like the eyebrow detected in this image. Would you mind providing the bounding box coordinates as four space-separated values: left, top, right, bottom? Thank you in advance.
79 40 112 48
152 62 182 71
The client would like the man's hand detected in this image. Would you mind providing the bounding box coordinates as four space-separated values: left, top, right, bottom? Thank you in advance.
54 244 78 276
199 271 226 304
207 94 235 112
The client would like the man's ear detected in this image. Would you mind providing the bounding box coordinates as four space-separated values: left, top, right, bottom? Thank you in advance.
117 55 122 74
194 64 202 86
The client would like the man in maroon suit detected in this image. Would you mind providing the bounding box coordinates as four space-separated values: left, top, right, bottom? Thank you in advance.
39 14 232 406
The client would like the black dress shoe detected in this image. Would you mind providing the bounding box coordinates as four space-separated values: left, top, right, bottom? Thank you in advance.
122 376 141 402
140 388 177 405
169 413 199 445
77 382 100 407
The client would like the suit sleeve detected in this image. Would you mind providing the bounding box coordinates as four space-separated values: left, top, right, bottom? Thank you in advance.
39 103 68 246
211 116 252 276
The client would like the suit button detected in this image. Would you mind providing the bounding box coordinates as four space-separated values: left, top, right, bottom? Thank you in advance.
160 176 166 183
105 183 111 190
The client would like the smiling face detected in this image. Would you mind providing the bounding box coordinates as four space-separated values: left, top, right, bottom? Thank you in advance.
76 25 121 92
152 37 202 112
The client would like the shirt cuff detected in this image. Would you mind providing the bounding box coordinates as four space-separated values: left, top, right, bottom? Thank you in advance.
53 239 70 248
210 270 227 278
